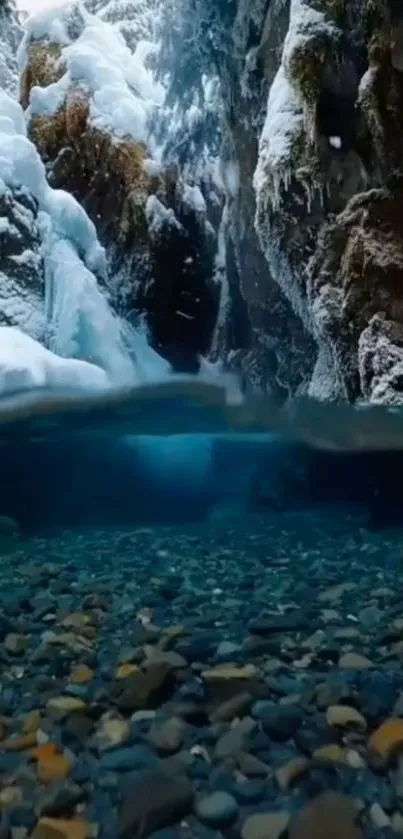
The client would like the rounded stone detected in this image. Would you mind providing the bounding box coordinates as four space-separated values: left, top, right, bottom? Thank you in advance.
194 791 238 826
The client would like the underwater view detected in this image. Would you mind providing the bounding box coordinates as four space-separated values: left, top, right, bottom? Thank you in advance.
1 382 403 839
3 0 403 835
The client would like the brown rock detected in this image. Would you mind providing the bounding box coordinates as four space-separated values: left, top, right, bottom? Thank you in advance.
115 662 175 712
326 705 367 731
70 664 94 684
116 664 139 680
31 817 93 839
94 716 130 751
369 718 403 766
202 664 257 681
275 756 310 791
23 710 42 733
3 731 37 751
288 791 363 839
37 754 72 783
46 697 87 718
312 744 349 765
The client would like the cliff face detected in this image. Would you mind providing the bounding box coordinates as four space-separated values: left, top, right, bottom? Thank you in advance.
16 0 403 400
253 0 403 404
157 0 403 403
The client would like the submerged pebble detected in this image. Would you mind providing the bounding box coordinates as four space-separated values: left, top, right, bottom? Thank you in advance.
0 511 402 836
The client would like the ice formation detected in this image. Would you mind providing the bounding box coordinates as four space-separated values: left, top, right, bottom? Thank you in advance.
0 326 109 394
0 88 172 389
254 0 337 212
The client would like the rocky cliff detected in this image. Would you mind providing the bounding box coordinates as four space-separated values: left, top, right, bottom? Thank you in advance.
7 0 403 401
157 0 403 403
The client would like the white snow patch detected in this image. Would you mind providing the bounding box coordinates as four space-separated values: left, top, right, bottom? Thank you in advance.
20 1 164 147
254 65 304 208
0 217 10 234
145 194 181 234
254 0 338 208
0 326 109 394
282 0 338 89
182 184 206 214
221 160 239 199
10 249 38 266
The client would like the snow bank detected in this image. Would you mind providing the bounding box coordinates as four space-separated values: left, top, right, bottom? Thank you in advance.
0 89 172 387
18 1 164 148
0 326 109 394
0 89 105 275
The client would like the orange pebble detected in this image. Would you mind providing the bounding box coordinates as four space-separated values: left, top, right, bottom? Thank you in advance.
32 743 58 761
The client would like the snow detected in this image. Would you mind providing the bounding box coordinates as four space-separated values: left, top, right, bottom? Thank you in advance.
43 235 132 380
329 136 342 150
254 0 337 208
221 160 239 199
0 89 172 388
282 0 337 76
0 92 106 276
42 189 106 276
145 194 181 234
19 1 164 148
182 184 206 214
253 65 304 208
0 91 26 137
0 326 109 395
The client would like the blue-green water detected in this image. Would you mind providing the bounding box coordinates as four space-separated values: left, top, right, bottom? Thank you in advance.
1 381 403 532
2 382 403 838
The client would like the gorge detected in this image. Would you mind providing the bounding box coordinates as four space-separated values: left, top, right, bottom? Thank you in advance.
1 0 403 407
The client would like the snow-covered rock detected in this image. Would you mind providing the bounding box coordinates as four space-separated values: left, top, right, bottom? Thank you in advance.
93 0 158 54
0 184 45 340
0 87 174 387
156 0 403 404
0 0 21 96
18 1 220 372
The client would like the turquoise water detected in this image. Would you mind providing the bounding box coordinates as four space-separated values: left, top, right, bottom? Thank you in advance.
0 381 403 531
